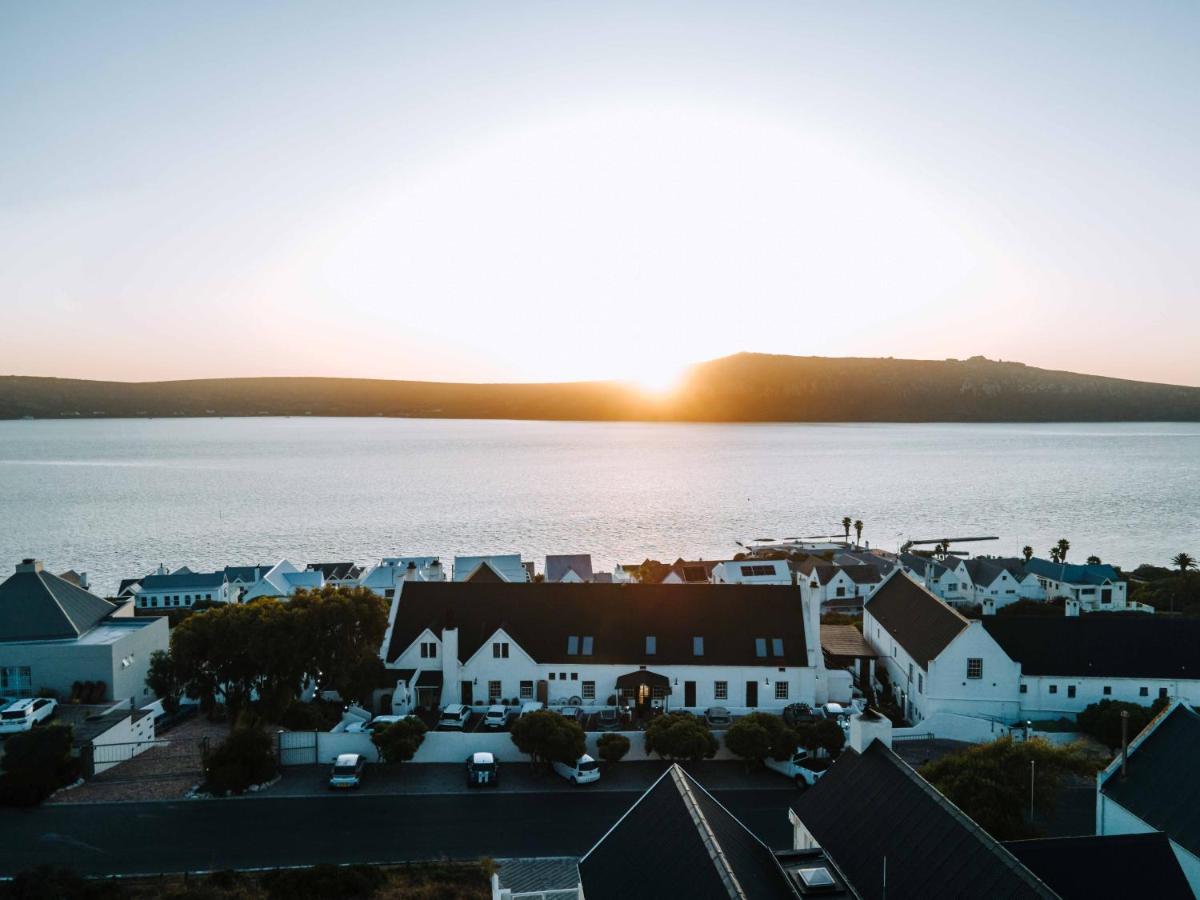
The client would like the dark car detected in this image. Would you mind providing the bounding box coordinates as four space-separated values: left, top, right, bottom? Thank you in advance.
782 703 823 728
465 751 500 788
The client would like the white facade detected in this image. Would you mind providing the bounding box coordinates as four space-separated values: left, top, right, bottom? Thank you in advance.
970 568 1042 609
242 560 323 601
135 567 236 609
360 557 445 598
453 555 529 582
712 560 791 585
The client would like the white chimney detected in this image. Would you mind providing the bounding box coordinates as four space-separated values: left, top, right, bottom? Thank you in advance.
15 559 43 573
440 622 460 706
848 709 893 753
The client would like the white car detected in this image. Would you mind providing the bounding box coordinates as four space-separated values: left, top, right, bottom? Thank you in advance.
438 704 470 729
328 753 365 789
348 715 403 734
0 697 57 734
552 754 601 785
483 705 510 729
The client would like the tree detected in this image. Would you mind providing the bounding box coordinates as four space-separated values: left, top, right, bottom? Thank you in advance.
597 733 631 764
1056 538 1070 563
853 520 864 544
0 724 77 807
371 716 428 764
841 517 852 542
644 712 718 762
510 710 586 767
145 649 183 715
203 717 277 795
1049 546 1061 564
935 540 950 557
1172 552 1195 574
725 713 798 766
1086 555 1102 566
1022 545 1034 563
289 585 390 706
796 719 846 759
920 737 1095 840
1076 698 1167 751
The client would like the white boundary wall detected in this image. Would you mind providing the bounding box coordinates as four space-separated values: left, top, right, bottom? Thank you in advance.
893 713 1012 744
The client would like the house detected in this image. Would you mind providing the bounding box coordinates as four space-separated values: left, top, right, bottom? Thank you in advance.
241 560 324 601
305 562 365 585
0 559 168 703
1096 701 1200 895
222 565 274 601
360 557 446 599
712 559 792 585
1023 558 1144 612
613 558 722 585
898 552 974 606
963 557 1043 610
135 565 237 609
833 549 899 577
544 554 594 583
379 582 823 714
792 715 1191 899
798 561 884 613
452 555 530 583
863 571 1021 723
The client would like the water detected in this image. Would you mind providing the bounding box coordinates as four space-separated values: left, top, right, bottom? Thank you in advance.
0 418 1196 595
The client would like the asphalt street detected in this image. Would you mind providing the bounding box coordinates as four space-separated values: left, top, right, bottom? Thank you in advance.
1 789 796 877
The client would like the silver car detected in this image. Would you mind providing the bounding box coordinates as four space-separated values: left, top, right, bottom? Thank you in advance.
704 706 733 727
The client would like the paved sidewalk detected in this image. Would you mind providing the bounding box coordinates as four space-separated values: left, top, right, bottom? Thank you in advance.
268 759 794 797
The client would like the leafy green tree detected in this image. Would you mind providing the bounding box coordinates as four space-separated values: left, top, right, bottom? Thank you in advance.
644 712 718 762
510 710 586 766
145 649 183 714
203 717 277 795
289 586 390 706
371 716 428 764
596 733 631 764
921 736 1095 839
725 712 799 766
1022 545 1034 563
1076 698 1167 751
0 724 77 807
796 719 846 758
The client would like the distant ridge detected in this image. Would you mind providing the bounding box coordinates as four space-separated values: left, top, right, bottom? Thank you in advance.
2 354 1199 422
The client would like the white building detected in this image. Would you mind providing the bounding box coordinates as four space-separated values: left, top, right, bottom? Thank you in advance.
136 565 237 609
222 565 275 602
963 557 1043 609
378 581 825 715
799 560 884 613
0 559 168 704
1023 558 1144 612
452 555 530 583
899 552 975 606
305 562 364 586
360 557 446 600
711 559 792 585
241 560 324 601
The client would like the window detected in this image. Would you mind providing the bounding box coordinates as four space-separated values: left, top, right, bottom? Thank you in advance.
755 638 767 658
918 673 924 693
581 636 593 655
1139 686 1149 697
966 658 983 680
567 636 579 655
1103 686 1112 696
836 585 846 597
693 637 704 657
493 642 509 659
559 672 566 680
645 636 656 655
520 681 533 699
420 641 437 659
205 593 212 601
0 666 32 697
714 681 728 700
1019 683 1028 694
1049 685 1058 694
570 672 578 681
1159 687 1169 699
741 564 776 577
774 681 789 700
1067 686 1076 699
488 680 502 701
908 663 914 683
771 638 784 657
651 685 668 700
582 681 596 700
549 673 556 680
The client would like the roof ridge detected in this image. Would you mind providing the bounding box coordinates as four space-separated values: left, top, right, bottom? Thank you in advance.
671 766 748 900
35 570 80 636
579 765 677 864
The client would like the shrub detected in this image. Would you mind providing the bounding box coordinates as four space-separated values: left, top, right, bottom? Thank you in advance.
510 710 586 766
1076 697 1168 751
278 699 344 732
725 713 798 766
644 712 718 762
0 724 78 807
203 721 276 795
795 718 846 758
371 716 428 765
596 732 631 764
261 864 386 900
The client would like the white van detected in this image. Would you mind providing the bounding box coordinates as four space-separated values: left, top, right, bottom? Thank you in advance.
328 753 365 789
439 704 470 729
552 754 600 785
483 705 510 729
0 697 56 734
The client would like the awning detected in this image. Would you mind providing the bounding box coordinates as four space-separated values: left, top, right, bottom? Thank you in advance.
616 670 672 694
415 670 444 688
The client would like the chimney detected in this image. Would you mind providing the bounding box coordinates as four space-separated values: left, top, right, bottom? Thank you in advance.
849 708 893 753
1065 599 1080 617
16 559 43 573
440 618 460 707
404 561 417 582
79 572 90 591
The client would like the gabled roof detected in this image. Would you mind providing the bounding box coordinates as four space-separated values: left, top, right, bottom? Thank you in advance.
0 563 117 642
386 582 809 668
865 573 969 667
141 571 227 591
898 552 950 579
1003 833 1192 900
117 577 144 597
833 551 898 575
545 554 594 583
223 565 273 583
1024 558 1121 586
659 558 721 584
305 562 364 580
1100 702 1200 858
580 764 799 899
453 555 528 583
806 564 881 585
981 616 1198 678
793 740 1056 900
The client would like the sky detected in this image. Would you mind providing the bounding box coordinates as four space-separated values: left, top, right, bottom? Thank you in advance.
2 2 1198 389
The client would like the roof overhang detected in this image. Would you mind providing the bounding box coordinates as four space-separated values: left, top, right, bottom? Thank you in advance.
616 670 672 693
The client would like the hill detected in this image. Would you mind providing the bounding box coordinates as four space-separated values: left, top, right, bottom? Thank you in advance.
2 354 1198 422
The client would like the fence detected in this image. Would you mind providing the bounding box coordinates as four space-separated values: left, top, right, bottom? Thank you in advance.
84 737 209 780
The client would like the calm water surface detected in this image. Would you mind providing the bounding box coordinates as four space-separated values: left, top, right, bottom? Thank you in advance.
1 418 1197 594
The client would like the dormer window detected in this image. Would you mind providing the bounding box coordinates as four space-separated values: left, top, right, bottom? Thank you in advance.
581 636 593 655
772 638 784 657
693 637 704 656
567 636 579 655
755 638 767 658
645 636 656 655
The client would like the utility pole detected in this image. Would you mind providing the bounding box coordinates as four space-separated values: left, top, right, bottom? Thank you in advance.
1029 759 1036 824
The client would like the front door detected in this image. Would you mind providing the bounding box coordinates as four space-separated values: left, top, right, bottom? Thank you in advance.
461 681 473 706
1101 587 1112 604
684 681 696 707
746 680 758 708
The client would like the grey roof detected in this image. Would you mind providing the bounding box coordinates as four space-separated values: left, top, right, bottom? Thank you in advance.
793 740 1056 900
305 562 364 580
223 565 273 583
899 552 950 579
580 764 799 899
1004 833 1192 900
495 858 580 894
545 554 594 583
1024 558 1122 586
1102 703 1200 858
141 571 227 591
865 574 969 667
0 566 116 642
963 557 1029 587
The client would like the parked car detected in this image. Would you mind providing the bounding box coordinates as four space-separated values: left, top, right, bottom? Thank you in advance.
782 703 823 728
552 754 600 785
704 706 733 727
558 705 583 723
518 701 544 718
595 708 621 731
483 705 510 729
328 753 365 789
465 751 500 788
346 714 404 734
0 697 57 734
765 748 829 788
438 704 470 729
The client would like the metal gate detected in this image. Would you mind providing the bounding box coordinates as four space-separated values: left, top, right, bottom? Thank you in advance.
83 736 209 781
277 729 320 765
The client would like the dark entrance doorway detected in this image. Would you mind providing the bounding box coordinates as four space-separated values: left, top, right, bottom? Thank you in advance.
684 681 696 707
746 680 758 708
461 681 473 705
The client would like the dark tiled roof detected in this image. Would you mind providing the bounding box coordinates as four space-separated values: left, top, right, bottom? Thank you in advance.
981 616 1199 678
659 558 721 584
223 565 272 583
1004 833 1192 900
1102 703 1200 858
141 571 227 591
545 554 594 583
865 574 968 667
386 583 808 667
793 741 1056 900
1024 558 1121 586
802 563 878 584
0 568 117 642
899 552 949 579
964 557 1029 587
117 577 144 597
306 562 364 580
580 765 799 900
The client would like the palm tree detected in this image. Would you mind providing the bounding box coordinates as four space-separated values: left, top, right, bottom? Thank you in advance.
841 517 852 542
935 540 950 557
1086 555 1101 566
1021 545 1033 563
854 520 864 545
1049 546 1061 564
1173 552 1196 574
1056 538 1070 563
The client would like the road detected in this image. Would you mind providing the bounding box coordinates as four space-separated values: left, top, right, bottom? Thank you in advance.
0 790 796 876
